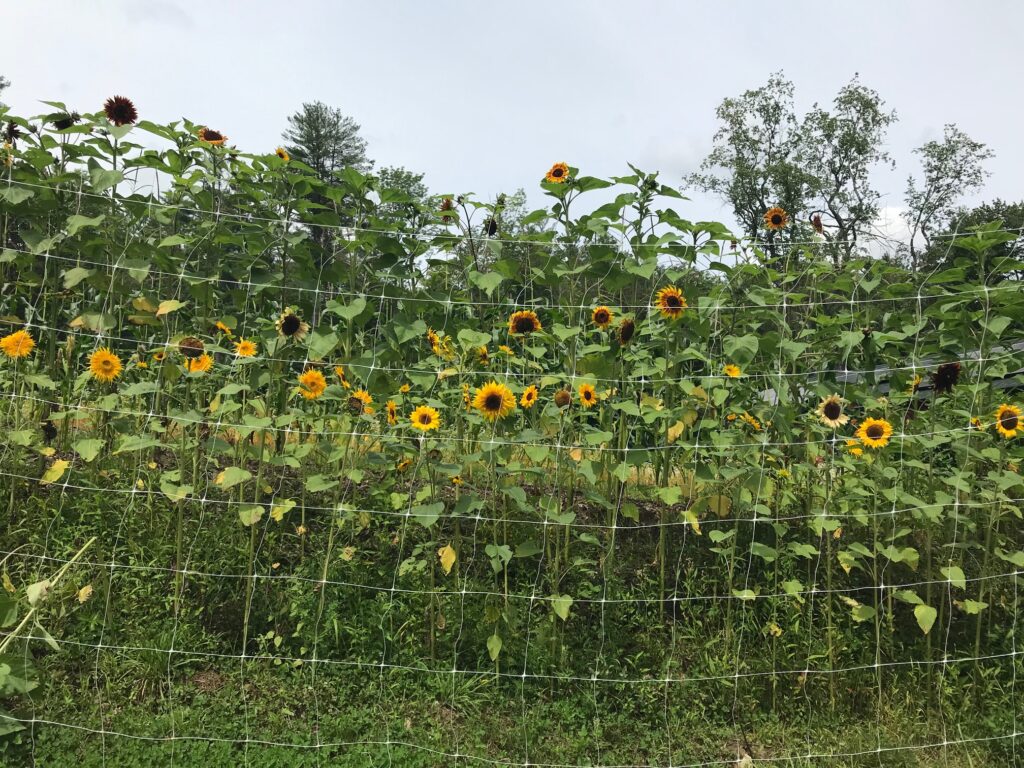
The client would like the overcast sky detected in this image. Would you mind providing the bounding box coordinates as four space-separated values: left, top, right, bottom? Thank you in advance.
4 1 1024 241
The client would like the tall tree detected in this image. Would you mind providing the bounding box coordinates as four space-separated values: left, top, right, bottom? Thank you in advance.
917 198 1022 280
902 124 993 272
0 75 10 108
282 101 371 182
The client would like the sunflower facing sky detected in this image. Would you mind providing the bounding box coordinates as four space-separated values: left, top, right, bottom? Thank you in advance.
763 206 788 230
592 306 613 330
0 329 35 359
994 404 1021 439
655 286 686 319
856 417 893 449
297 369 327 400
545 162 570 183
89 348 123 383
474 381 516 421
103 95 138 127
815 394 850 429
508 310 542 335
410 405 441 432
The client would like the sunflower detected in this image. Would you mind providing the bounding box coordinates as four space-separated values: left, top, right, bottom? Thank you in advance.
295 369 326 400
474 381 516 421
152 350 166 363
451 475 463 486
89 348 123 383
397 458 412 473
763 206 788 231
994 404 1021 439
907 374 922 394
741 411 762 431
971 416 984 431
399 383 411 394
276 309 310 341
215 320 233 337
234 339 257 357
520 384 539 409
478 346 489 366
103 95 138 127
815 394 849 429
410 405 441 432
554 389 572 409
197 127 228 146
350 389 374 415
655 286 686 319
386 400 398 425
334 365 352 389
498 344 515 356
844 439 863 457
0 329 35 359
184 353 213 374
545 162 570 183
578 383 598 408
932 362 961 395
50 111 81 131
275 147 290 162
178 337 205 359
618 318 636 345
508 310 542 335
723 364 742 379
856 417 893 449
592 306 613 329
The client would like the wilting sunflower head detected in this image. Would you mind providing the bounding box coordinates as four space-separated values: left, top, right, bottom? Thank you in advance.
763 206 788 231
215 320 233 337
856 417 893 449
932 362 961 395
234 339 257 358
386 400 398 425
276 309 310 341
51 112 81 131
554 389 572 409
618 318 636 345
275 147 290 162
655 286 686 319
410 405 441 432
811 213 824 234
89 347 123 383
184 353 213 375
741 411 762 431
474 381 516 421
578 383 598 408
545 162 570 183
0 329 35 359
178 337 205 359
508 310 542 335
816 394 849 429
197 127 228 146
297 369 327 400
103 95 138 127
152 350 166 363
520 384 539 409
994 404 1021 439
592 305 613 330
723 364 742 379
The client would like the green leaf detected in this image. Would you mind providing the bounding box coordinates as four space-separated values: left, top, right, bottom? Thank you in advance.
656 486 682 505
914 604 938 635
487 633 502 661
215 466 253 490
304 474 338 493
722 334 758 364
112 435 164 455
411 501 444 528
941 566 966 589
72 438 104 463
158 234 190 248
468 270 504 297
456 328 492 351
62 266 93 289
326 296 367 320
238 505 264 527
959 600 988 615
155 299 187 317
306 329 339 361
550 594 573 621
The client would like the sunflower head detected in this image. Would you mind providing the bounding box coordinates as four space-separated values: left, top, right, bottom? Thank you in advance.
275 147 290 162
276 309 310 341
723 364 742 379
152 350 166 363
297 369 327 400
545 162 570 183
474 381 516 421
578 383 598 408
103 95 138 127
386 400 398 425
763 206 788 231
994 404 1021 439
349 389 374 415
399 383 411 394
0 329 35 359
816 394 849 429
741 412 762 431
197 127 228 146
178 337 205 359
89 347 123 383
410 405 441 432
451 475 463 486
478 346 489 366
932 362 961 395
51 112 81 131
554 389 572 409
520 385 539 409
907 375 922 394
215 320 233 337
618 318 636 345
856 417 893 449
184 353 213 375
508 310 542 335
592 305 613 330
334 366 352 389
844 439 864 457
234 339 257 358
655 286 687 319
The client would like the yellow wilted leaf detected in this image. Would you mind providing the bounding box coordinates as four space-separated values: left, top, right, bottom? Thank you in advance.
77 585 94 603
341 546 356 562
438 544 457 575
437 367 459 380
569 448 583 462
38 446 56 457
667 421 687 443
2 572 15 594
690 386 709 403
131 296 158 313
208 394 221 414
682 509 702 536
706 494 732 518
639 394 663 411
40 459 70 485
156 299 187 317
270 499 296 522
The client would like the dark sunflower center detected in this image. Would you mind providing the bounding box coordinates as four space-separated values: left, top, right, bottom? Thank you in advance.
484 393 503 411
866 424 884 439
552 168 564 177
1000 412 1018 431
665 295 681 308
771 214 783 225
206 130 222 141
823 401 842 420
419 413 432 424
281 315 300 335
595 310 609 323
100 360 113 371
620 322 635 342
514 317 535 333
583 390 593 401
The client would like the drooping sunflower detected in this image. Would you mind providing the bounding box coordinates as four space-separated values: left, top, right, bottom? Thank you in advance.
478 346 489 366
856 417 893 449
554 389 572 409
334 365 352 389
234 339 257 358
815 394 849 429
473 381 516 421
215 320 233 337
184 353 213 375
50 111 81 131
349 389 374 415
844 439 864 458
275 147 290 162
103 95 138 127
741 412 762 431
178 337 205 359
723 364 742 379
297 369 327 400
578 383 598 408
410 405 441 432
618 318 636 345
655 286 687 319
592 306 613 330
763 206 788 231
932 362 961 395
0 329 35 359
89 348 123 383
386 400 398 425
520 385 539 409
994 404 1021 439
276 309 310 341
152 350 166 363
197 127 228 146
508 310 542 335
498 344 515 356
545 162 570 183
907 374 922 394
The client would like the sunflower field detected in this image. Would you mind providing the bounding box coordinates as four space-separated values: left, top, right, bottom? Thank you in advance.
0 101 1023 767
